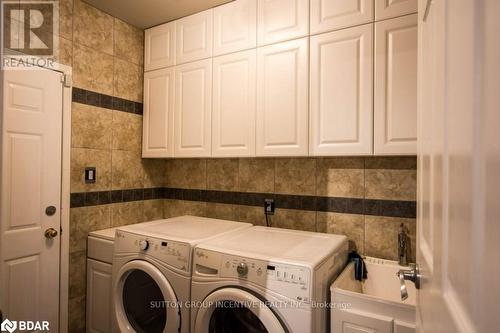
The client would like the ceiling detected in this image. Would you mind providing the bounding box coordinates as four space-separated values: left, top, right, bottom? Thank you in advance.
83 0 233 29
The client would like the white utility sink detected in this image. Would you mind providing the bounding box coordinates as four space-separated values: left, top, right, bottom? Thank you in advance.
331 257 416 333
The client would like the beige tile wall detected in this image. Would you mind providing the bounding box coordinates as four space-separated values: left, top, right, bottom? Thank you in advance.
164 157 417 262
64 1 157 331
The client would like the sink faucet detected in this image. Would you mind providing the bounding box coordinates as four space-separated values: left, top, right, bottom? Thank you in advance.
398 223 408 266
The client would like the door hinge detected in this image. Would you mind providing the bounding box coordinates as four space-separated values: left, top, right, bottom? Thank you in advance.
61 74 72 88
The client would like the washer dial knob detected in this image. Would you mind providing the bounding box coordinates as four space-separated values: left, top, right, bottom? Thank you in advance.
139 239 149 251
236 262 248 277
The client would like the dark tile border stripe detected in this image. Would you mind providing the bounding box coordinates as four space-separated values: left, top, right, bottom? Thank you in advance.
72 87 143 115
71 187 416 218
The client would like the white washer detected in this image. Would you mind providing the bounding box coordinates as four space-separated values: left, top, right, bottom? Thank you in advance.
111 216 252 333
191 226 348 333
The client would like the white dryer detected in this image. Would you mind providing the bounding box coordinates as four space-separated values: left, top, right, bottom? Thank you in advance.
111 216 252 333
191 226 348 333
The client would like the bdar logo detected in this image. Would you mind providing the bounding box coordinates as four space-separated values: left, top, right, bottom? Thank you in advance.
1 319 17 333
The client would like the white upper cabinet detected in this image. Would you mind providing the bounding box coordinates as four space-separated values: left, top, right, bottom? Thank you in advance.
256 38 309 156
374 14 417 155
212 50 256 157
310 24 373 156
257 0 309 46
142 68 175 157
310 0 374 35
174 59 212 157
375 0 417 21
144 22 175 71
176 9 213 64
213 0 257 56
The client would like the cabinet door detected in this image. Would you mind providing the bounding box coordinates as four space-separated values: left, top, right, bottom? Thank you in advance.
176 9 213 64
310 0 374 35
257 0 309 46
375 0 417 21
374 14 417 155
331 309 393 333
213 0 257 56
213 50 256 157
174 59 212 157
144 22 175 71
310 24 373 156
142 68 174 158
256 38 308 156
86 259 112 333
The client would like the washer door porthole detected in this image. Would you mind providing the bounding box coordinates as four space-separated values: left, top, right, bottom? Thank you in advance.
115 260 180 333
195 288 286 333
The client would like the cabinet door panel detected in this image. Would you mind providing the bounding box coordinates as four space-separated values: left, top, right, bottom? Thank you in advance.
310 24 373 156
213 50 256 157
144 22 175 71
310 0 374 34
176 9 213 64
142 68 175 157
174 59 212 157
256 38 308 156
375 0 417 21
257 0 309 46
213 0 257 56
86 259 112 333
374 14 417 155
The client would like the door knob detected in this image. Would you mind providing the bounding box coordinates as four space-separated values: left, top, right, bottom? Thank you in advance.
44 228 58 239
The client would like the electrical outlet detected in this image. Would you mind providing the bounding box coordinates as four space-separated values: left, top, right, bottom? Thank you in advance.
264 199 275 215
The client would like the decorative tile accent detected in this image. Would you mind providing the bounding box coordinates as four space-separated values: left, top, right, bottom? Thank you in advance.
72 88 143 114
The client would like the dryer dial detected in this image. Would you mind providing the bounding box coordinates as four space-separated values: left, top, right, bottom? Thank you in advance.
236 262 248 277
139 239 149 251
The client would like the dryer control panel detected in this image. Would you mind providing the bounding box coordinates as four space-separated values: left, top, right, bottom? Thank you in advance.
194 248 311 303
115 230 190 272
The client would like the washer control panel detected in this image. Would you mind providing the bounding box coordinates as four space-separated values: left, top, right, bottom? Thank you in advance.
115 230 190 272
219 254 311 303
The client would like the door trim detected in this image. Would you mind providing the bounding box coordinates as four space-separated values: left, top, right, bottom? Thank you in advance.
0 56 71 332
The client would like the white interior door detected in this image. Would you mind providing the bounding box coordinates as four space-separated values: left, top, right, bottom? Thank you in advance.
417 0 500 332
1 68 63 329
